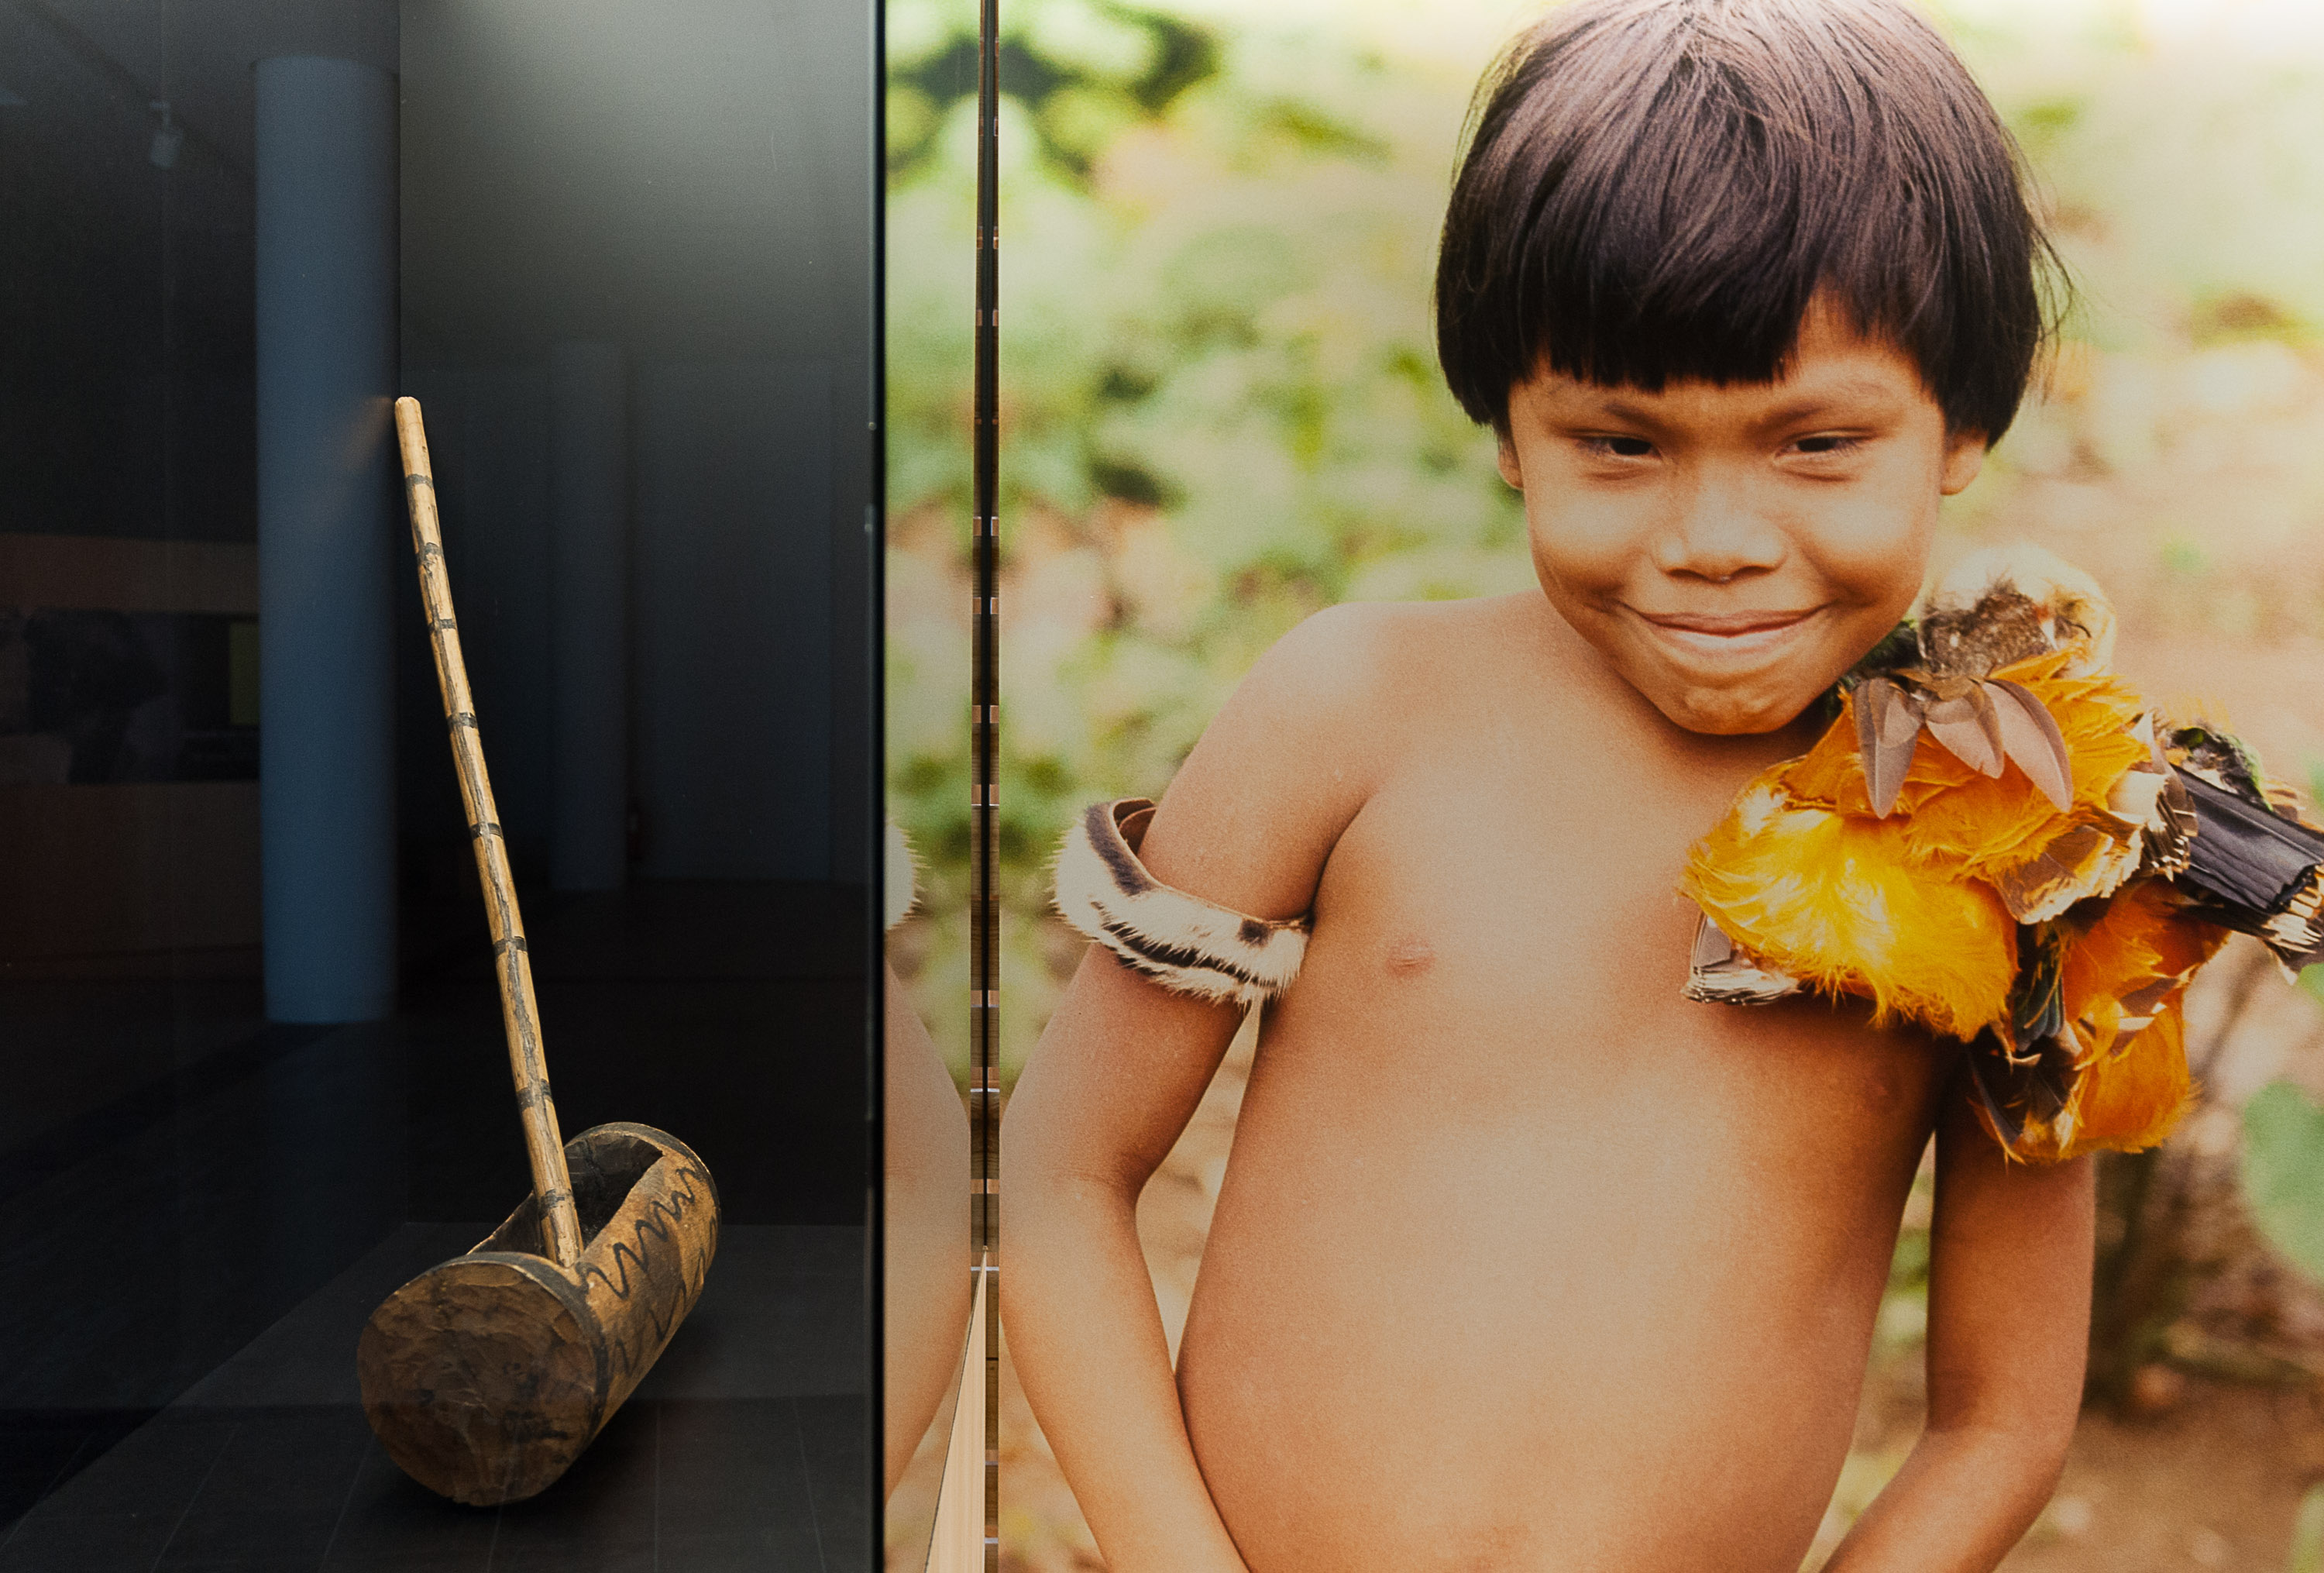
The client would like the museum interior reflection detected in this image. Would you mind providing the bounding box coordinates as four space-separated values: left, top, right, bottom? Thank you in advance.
0 0 880 1566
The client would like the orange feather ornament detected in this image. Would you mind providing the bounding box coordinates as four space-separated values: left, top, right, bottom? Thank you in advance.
1677 547 2299 1164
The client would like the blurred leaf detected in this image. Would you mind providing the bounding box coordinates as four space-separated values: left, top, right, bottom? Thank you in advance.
1246 98 1391 164
2161 535 2211 577
2191 291 2309 348
2243 1081 2324 1282
2289 1484 2324 1573
2014 94 2085 153
884 0 1221 184
1023 0 1157 80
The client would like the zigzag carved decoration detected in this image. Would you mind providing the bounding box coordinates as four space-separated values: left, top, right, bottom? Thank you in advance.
579 1160 717 1383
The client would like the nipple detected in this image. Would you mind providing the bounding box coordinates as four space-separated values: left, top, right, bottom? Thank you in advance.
1384 937 1436 976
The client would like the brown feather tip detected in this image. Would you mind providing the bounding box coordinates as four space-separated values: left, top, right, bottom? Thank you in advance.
1855 676 1925 817
1683 913 1802 1006
1854 667 2080 818
1920 682 2005 777
1987 681 2075 811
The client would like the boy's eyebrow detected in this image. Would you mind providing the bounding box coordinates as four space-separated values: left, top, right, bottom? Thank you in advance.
1559 377 1908 430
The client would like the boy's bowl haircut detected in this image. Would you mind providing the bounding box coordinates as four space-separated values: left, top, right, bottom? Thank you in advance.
1435 0 2064 446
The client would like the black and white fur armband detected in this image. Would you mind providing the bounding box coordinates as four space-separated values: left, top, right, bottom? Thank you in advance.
1053 799 1309 1008
885 817 917 934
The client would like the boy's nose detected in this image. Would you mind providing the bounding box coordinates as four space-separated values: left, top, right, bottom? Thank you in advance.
1651 472 1789 583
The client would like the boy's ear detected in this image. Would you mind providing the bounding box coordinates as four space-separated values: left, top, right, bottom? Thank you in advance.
1940 428 1986 496
1495 428 1523 489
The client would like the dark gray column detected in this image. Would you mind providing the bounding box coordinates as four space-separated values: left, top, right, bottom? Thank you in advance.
254 56 397 1023
548 340 631 892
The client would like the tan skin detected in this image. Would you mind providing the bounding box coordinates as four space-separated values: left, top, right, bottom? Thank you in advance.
1002 306 2095 1572
882 960 974 1498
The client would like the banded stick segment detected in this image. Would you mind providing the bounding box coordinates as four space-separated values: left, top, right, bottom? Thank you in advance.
393 395 584 1271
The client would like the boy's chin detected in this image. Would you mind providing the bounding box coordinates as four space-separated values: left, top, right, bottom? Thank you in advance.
1638 680 1825 738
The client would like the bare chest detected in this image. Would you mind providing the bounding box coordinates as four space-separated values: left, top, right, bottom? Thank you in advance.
1242 731 1948 1166
1304 738 1732 1021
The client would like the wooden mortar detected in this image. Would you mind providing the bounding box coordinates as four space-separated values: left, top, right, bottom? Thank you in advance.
357 1122 720 1505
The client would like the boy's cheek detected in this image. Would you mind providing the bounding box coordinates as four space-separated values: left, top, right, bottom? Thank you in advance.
1804 506 1938 617
1523 505 1642 604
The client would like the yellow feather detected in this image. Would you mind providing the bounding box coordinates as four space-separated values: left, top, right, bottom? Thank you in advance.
1684 633 2233 1165
2047 1006 2193 1160
1977 884 2226 1161
1682 777 2016 1038
1783 652 2149 887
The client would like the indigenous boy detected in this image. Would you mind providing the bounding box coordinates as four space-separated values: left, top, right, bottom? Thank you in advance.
1005 2 2090 1568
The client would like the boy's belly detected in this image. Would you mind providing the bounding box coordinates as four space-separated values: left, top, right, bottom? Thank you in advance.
1175 1003 1940 1573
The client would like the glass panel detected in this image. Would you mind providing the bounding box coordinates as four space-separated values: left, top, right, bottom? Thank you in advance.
2 0 879 1562
882 1 985 1566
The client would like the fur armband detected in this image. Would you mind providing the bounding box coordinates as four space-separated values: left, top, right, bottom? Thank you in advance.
885 818 917 934
1683 546 2322 1165
1054 799 1309 1007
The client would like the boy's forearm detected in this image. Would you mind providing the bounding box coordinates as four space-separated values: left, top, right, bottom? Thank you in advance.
1001 1179 1252 1573
1834 1093 2093 1571
1821 1421 2070 1573
1000 942 1265 1572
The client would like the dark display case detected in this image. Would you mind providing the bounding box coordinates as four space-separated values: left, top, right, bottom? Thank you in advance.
1 3 882 1567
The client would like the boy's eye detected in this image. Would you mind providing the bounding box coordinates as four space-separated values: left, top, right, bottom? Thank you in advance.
1790 434 1864 456
1583 435 1655 459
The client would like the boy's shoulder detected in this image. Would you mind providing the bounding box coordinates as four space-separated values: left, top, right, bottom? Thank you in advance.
1143 593 1569 919
1239 592 1559 723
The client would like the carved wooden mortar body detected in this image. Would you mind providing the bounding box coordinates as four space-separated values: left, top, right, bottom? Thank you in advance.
356 1122 720 1505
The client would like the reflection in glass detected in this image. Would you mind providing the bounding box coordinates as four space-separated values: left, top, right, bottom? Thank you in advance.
881 855 975 1559
881 2 994 1565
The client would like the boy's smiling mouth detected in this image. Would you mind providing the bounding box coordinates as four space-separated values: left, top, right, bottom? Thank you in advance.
1627 606 1826 663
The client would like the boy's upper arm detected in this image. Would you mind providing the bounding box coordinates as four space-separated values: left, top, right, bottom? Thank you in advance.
1006 604 1395 1189
1923 1076 2095 1444
1132 600 1397 918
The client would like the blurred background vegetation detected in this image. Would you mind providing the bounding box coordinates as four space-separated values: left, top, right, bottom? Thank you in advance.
882 0 2324 1566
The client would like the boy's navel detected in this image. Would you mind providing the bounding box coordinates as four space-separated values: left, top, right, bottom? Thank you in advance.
1384 937 1435 976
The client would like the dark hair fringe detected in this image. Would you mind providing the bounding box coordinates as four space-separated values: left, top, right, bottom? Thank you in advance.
1435 0 2070 443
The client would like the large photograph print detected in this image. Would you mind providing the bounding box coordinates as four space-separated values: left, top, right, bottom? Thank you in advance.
887 0 2324 1568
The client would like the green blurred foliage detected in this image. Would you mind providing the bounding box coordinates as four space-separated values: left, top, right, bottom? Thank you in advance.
888 0 1220 184
2291 1485 2324 1573
2243 1081 2324 1283
1874 1172 1934 1361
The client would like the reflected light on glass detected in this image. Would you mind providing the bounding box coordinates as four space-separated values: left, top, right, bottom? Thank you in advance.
148 100 182 169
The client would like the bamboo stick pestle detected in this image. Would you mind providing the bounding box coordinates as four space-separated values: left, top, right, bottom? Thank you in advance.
393 395 586 1270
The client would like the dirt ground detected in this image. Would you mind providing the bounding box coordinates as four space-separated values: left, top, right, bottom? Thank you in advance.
2001 1385 2324 1572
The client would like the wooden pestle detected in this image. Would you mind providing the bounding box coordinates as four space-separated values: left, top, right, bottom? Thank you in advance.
392 395 585 1270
